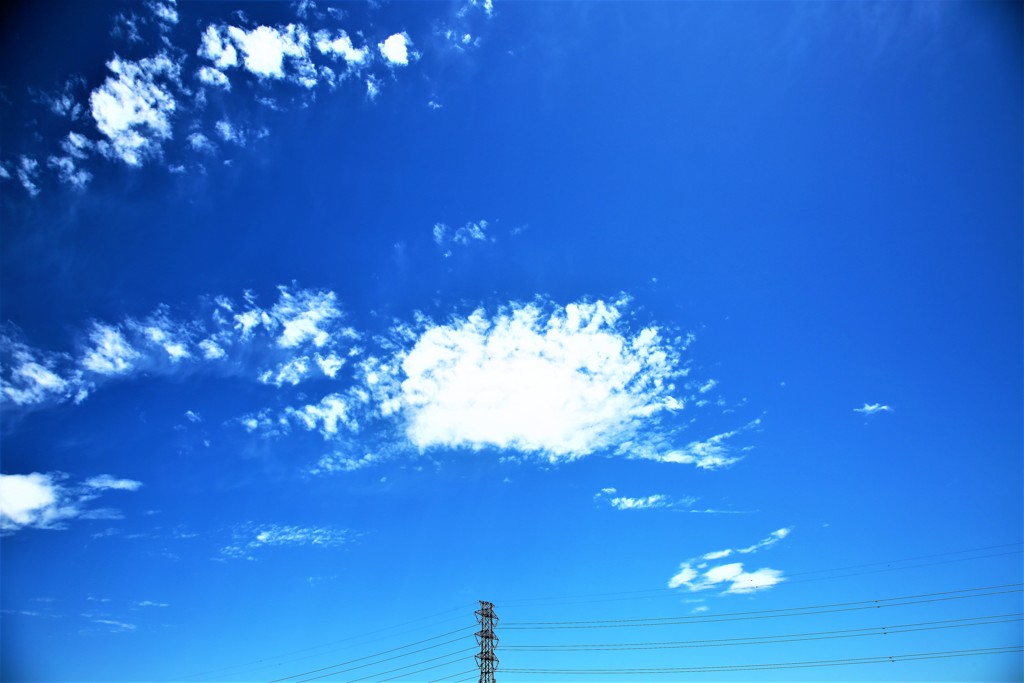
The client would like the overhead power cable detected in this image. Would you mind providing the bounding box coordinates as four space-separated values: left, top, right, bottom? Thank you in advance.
269 626 474 683
502 583 1022 629
501 646 1023 675
501 612 1021 651
493 542 1022 607
425 669 480 683
337 648 476 683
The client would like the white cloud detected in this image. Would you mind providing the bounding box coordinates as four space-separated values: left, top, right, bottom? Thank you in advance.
89 52 181 166
85 475 143 491
184 410 202 423
372 298 687 461
188 132 215 153
272 287 344 348
0 472 142 533
135 600 168 608
311 452 383 474
286 393 357 437
378 33 412 66
698 379 717 394
315 353 345 378
260 356 312 387
609 494 670 510
146 0 178 26
854 403 893 415
433 220 492 253
595 488 695 511
225 24 316 86
221 523 348 559
196 66 230 90
314 30 369 65
668 528 791 595
17 156 40 196
81 324 140 375
198 25 238 69
92 619 137 632
3 286 359 410
646 420 760 470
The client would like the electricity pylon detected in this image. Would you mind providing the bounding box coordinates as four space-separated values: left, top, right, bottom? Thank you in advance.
475 600 498 683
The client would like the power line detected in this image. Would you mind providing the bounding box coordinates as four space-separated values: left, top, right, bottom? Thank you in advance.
269 627 474 683
352 649 477 683
502 583 1022 629
169 605 474 683
426 669 479 683
501 613 1021 651
492 542 1023 608
501 646 1023 675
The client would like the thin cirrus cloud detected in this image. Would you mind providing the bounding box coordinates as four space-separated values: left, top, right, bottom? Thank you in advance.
594 487 697 511
3 289 760 473
220 523 349 561
0 472 143 534
2 0 493 196
667 528 792 595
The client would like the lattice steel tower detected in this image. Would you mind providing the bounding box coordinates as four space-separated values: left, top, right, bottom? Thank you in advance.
474 600 498 683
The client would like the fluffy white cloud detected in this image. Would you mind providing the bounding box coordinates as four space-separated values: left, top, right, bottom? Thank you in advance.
227 24 316 86
369 299 686 461
0 472 142 533
378 33 412 66
315 30 369 64
90 52 180 166
668 528 791 595
198 25 238 68
854 403 893 415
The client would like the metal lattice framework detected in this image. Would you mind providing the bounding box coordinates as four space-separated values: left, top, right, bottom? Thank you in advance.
475 600 499 683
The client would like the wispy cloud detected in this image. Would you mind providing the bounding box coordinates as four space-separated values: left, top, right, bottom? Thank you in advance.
432 219 494 257
1 286 359 409
0 472 143 534
594 487 696 511
668 528 791 595
854 402 893 415
220 524 349 560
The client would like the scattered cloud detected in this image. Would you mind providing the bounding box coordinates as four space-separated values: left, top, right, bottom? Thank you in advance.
310 452 384 475
92 619 138 633
433 220 492 256
668 528 792 595
3 3 431 194
1 286 359 409
0 472 143 534
854 402 893 415
221 524 349 560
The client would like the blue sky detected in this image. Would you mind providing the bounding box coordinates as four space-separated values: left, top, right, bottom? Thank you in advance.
0 1 1021 682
